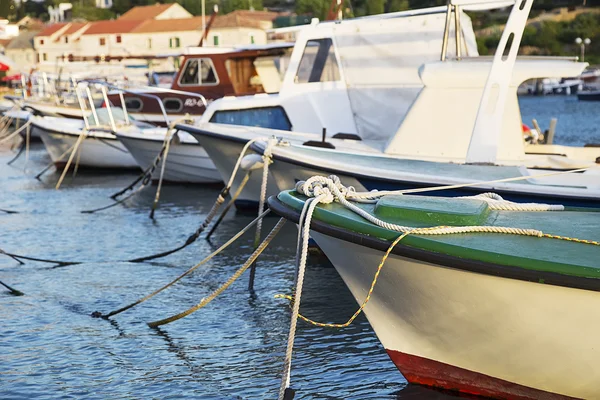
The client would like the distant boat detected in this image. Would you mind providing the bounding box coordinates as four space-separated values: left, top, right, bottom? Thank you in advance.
577 90 600 101
32 108 140 170
114 128 221 184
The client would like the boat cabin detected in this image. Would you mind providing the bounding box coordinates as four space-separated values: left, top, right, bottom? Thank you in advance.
200 3 595 167
109 43 293 125
201 8 476 136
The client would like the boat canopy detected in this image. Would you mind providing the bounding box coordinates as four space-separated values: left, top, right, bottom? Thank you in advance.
329 11 478 149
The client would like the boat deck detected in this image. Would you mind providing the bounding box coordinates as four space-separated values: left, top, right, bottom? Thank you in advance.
277 191 600 278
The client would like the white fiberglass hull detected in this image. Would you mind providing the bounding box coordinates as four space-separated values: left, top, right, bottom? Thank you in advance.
261 144 600 208
34 118 139 169
190 134 280 209
115 130 221 184
311 230 600 399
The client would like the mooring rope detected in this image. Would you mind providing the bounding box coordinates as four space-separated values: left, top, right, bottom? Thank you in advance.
0 119 31 145
146 217 286 328
91 209 271 319
248 139 277 291
205 170 253 241
34 141 79 180
0 279 24 296
55 128 89 190
82 131 176 214
149 129 177 219
0 248 78 266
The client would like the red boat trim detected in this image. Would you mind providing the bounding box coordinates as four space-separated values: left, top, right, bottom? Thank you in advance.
387 349 578 400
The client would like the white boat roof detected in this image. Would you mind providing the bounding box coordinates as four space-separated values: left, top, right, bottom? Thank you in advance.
184 42 295 55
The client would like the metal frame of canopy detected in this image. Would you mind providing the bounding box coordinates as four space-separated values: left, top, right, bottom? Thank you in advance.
441 0 516 61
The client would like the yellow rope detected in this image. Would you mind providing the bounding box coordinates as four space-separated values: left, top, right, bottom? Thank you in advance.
277 226 599 329
147 218 286 328
275 230 410 328
542 234 600 246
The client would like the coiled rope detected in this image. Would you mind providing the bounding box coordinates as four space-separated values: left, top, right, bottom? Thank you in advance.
276 175 599 398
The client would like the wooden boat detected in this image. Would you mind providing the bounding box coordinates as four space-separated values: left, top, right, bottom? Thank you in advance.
114 127 221 183
268 184 600 399
107 43 293 126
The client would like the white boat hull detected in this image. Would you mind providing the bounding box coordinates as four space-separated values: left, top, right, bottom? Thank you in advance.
311 230 600 399
36 125 139 169
193 134 280 209
116 133 221 184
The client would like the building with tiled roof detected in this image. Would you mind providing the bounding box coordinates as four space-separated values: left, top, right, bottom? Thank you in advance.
118 3 192 21
32 7 281 66
5 30 39 72
36 23 69 39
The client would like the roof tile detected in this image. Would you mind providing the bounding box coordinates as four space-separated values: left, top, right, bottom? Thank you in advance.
118 4 174 21
82 20 145 35
36 23 68 37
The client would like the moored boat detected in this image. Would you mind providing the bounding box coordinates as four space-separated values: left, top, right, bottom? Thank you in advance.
33 113 139 170
577 90 600 101
114 127 221 184
268 177 600 399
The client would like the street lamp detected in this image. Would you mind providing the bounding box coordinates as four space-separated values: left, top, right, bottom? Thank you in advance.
575 37 591 62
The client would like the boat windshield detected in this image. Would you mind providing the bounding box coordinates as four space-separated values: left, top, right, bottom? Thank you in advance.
179 58 218 86
295 38 341 84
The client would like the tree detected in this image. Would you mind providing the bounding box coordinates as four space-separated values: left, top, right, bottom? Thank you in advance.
387 0 410 12
366 0 384 15
296 0 328 20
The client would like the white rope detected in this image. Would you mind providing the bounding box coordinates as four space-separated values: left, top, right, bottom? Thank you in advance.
295 167 595 202
296 175 551 237
226 136 269 189
0 119 32 145
278 195 326 400
253 138 279 247
460 192 564 211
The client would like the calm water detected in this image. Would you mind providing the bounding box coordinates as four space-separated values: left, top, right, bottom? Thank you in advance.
1 96 598 399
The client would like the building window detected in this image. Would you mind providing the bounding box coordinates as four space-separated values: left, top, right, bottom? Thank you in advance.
295 38 341 84
116 35 122 43
147 38 152 49
43 53 47 61
64 36 69 44
212 34 220 47
100 37 106 46
40 39 44 45
169 37 181 48
179 58 218 86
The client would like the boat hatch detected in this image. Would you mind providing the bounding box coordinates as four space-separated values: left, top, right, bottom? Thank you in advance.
374 195 490 226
